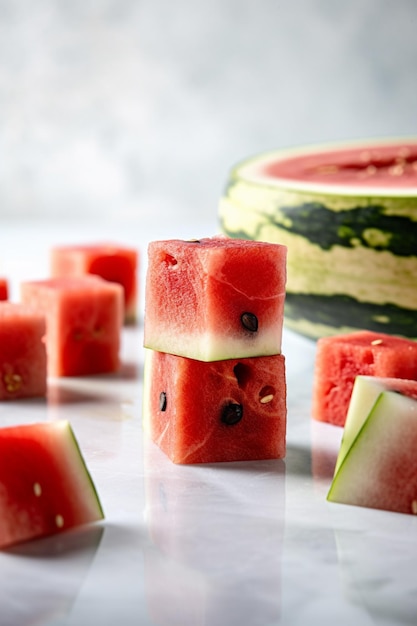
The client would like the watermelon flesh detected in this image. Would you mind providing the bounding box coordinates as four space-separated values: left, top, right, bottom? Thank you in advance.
335 375 417 474
260 140 417 189
144 237 287 362
50 243 138 324
0 303 47 399
0 420 103 548
312 330 417 426
143 349 286 464
327 391 417 515
21 276 123 377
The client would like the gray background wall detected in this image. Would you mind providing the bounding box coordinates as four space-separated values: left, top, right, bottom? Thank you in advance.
1 0 416 224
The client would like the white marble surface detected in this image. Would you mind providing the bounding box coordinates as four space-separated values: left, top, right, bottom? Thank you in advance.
0 219 417 626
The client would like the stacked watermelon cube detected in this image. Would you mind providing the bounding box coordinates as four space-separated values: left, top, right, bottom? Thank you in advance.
143 237 288 464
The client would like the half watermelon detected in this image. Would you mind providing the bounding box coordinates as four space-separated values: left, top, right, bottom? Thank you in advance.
219 137 417 340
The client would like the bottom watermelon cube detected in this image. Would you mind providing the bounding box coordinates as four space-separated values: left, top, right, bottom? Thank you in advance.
0 420 104 548
143 349 287 464
312 330 417 427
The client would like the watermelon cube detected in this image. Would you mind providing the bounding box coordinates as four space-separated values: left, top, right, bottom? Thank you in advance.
0 420 104 548
0 302 47 399
0 278 8 301
327 390 417 515
144 237 287 361
21 276 123 377
143 349 286 464
50 243 138 323
312 330 417 426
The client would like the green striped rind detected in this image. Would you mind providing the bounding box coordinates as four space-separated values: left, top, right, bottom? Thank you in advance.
284 294 417 341
219 169 417 341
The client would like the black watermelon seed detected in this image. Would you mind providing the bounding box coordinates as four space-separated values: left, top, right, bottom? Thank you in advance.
159 391 167 412
241 312 258 333
221 403 243 426
185 238 201 243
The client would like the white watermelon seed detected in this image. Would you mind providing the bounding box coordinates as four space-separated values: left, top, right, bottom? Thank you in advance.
411 500 417 515
315 164 339 174
55 514 65 528
389 164 404 176
371 339 383 346
259 385 275 404
33 482 42 497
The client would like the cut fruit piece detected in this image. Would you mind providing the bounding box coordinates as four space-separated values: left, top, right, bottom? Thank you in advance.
143 237 287 361
327 391 417 514
143 349 286 464
312 330 417 426
50 243 139 323
0 302 47 399
21 276 123 377
335 375 417 473
0 420 104 548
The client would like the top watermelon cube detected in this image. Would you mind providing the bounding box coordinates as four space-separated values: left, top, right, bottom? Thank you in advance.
144 237 287 361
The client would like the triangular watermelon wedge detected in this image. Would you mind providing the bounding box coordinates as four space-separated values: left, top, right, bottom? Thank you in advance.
0 420 104 548
335 376 417 474
328 389 417 514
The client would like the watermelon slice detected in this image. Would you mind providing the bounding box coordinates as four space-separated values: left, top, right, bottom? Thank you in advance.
0 302 47 399
312 330 417 426
143 237 287 362
327 390 417 515
335 375 417 474
0 420 104 548
143 349 286 464
50 243 138 324
21 276 123 377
